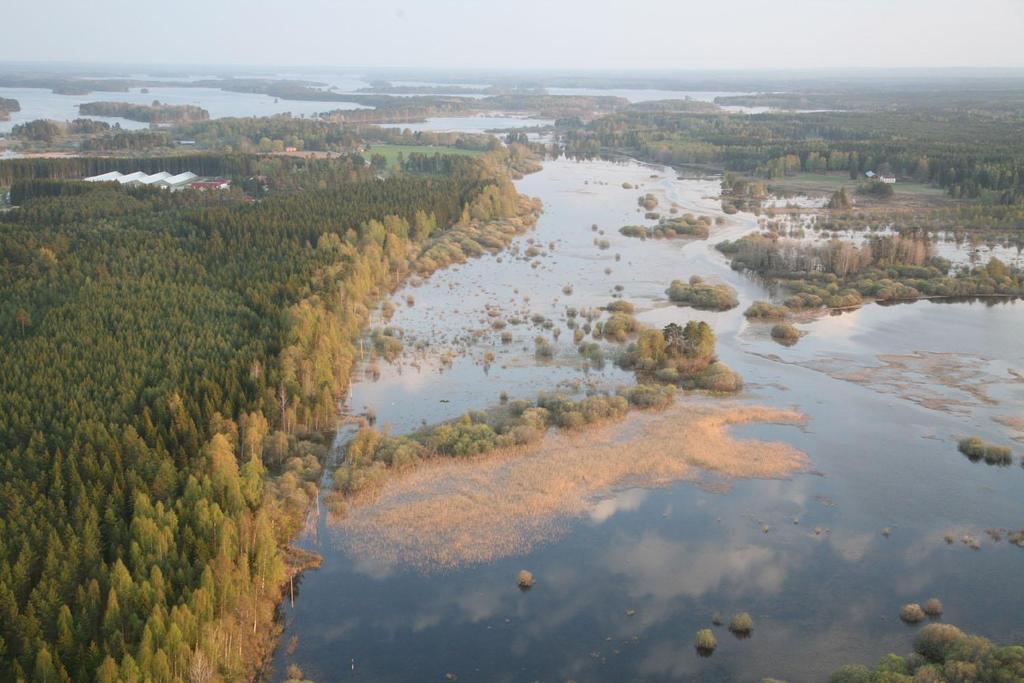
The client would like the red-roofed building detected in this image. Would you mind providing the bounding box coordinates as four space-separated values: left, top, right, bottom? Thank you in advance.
190 178 231 191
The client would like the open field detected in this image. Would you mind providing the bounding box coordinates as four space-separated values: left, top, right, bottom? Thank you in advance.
364 143 483 167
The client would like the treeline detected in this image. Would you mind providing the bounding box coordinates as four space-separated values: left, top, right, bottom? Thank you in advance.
0 76 141 95
78 102 209 124
0 153 298 186
0 97 19 120
358 125 499 151
828 623 1024 683
720 233 936 277
0 150 526 681
356 81 492 96
6 119 173 153
7 179 133 205
714 86 1024 116
562 109 1024 201
718 233 1024 310
80 131 174 153
173 116 358 153
172 115 500 155
10 119 120 143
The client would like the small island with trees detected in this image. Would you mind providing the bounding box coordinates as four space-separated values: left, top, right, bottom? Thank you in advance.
78 100 210 124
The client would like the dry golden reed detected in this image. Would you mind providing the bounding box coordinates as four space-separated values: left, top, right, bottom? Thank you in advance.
333 400 807 570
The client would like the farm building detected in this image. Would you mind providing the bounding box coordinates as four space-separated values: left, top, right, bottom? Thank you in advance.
84 170 204 190
865 171 896 184
190 178 231 191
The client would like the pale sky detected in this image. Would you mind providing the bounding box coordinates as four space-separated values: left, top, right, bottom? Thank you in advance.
3 0 1023 70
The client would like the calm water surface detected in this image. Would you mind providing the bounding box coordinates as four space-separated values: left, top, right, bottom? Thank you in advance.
0 83 369 133
380 115 554 135
270 157 1022 682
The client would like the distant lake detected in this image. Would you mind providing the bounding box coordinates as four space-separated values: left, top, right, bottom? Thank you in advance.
0 84 369 133
379 114 554 133
545 87 753 103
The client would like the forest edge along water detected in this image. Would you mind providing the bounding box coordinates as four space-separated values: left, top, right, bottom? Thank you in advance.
269 154 1024 682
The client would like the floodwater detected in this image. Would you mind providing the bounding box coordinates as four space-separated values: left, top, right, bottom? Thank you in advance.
759 206 1024 270
273 156 1023 682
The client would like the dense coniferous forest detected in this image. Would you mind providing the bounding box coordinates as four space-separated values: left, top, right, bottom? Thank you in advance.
0 155 264 186
0 148 529 681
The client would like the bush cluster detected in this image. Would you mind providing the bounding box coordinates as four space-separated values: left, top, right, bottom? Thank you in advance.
666 276 739 311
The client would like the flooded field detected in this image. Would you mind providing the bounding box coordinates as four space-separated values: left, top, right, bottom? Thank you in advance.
272 157 1024 682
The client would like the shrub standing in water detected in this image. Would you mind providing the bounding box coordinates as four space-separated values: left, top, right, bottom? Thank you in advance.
618 321 741 393
923 598 943 616
771 322 801 344
517 570 534 589
695 629 717 654
958 437 1013 465
744 301 791 319
534 336 554 359
900 603 926 623
619 384 676 409
620 213 711 239
729 612 754 635
599 312 641 342
665 276 739 311
606 299 635 314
